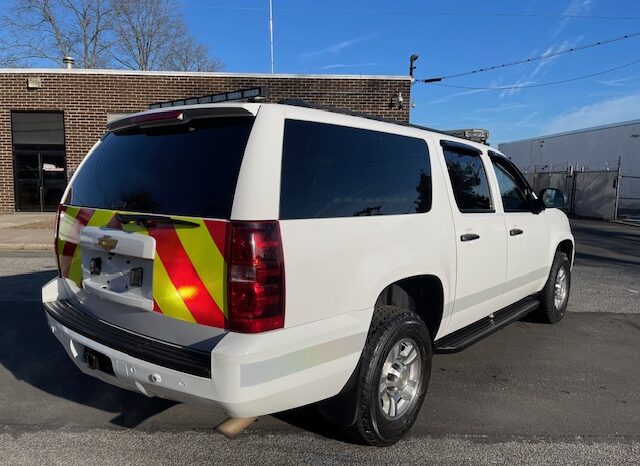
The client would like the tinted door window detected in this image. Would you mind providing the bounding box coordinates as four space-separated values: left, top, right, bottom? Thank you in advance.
492 162 530 211
442 143 492 212
280 120 431 219
68 117 254 219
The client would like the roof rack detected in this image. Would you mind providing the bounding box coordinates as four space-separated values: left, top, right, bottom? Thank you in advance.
279 99 490 145
149 86 268 109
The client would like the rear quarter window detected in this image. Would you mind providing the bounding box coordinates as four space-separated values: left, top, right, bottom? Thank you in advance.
280 120 431 219
68 117 254 219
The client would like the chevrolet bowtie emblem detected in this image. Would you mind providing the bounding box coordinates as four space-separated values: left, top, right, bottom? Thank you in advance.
96 235 118 251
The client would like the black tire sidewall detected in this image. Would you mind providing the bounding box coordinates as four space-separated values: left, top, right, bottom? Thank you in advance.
544 252 571 322
362 312 432 445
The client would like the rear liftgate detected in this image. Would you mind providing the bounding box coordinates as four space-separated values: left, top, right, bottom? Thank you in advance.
56 205 229 328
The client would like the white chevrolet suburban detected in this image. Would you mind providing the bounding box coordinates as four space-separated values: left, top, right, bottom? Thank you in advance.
42 102 574 446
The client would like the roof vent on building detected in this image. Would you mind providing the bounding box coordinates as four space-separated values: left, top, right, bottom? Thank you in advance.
63 56 74 69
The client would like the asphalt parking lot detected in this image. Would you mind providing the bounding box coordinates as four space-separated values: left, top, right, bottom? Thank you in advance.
0 219 638 465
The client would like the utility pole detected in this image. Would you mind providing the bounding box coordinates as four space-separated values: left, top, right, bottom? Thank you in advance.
269 0 274 74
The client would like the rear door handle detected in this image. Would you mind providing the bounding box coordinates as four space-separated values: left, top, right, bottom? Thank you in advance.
460 233 480 242
510 228 524 236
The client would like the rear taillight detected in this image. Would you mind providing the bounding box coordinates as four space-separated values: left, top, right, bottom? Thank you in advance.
54 205 62 276
227 221 285 333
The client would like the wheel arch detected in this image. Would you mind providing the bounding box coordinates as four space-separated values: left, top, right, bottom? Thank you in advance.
557 238 575 268
374 275 445 341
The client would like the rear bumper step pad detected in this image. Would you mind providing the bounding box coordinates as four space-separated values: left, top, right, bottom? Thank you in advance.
44 299 212 378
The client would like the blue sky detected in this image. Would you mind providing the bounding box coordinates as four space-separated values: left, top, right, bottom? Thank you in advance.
182 0 640 144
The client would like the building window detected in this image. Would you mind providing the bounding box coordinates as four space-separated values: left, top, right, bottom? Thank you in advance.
12 112 67 212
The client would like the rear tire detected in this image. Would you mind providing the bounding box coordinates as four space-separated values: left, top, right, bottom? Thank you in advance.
535 251 571 324
343 305 432 446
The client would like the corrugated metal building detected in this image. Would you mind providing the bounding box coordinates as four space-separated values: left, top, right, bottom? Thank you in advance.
499 119 640 220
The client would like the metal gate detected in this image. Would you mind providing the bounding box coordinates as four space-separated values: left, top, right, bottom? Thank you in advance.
572 171 618 220
524 164 627 221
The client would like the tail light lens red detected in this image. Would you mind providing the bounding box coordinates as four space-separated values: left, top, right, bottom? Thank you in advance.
227 221 285 333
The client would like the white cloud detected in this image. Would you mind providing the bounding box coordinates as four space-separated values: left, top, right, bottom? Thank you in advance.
542 93 640 133
513 111 540 128
427 88 487 105
595 75 637 87
298 34 378 60
473 103 531 113
499 80 537 98
319 62 380 70
500 36 583 98
553 0 593 37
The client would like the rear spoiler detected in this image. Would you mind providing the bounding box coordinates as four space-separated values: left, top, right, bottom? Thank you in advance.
107 105 259 132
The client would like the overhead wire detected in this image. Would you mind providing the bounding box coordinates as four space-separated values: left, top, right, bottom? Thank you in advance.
418 31 640 82
423 58 640 91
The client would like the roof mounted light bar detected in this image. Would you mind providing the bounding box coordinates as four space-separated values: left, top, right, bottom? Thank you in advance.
442 128 490 144
149 86 269 109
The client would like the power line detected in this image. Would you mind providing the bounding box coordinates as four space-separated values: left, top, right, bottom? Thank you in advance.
179 4 640 20
423 58 640 91
418 31 640 82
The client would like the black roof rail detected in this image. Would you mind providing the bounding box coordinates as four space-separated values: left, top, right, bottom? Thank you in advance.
278 98 490 145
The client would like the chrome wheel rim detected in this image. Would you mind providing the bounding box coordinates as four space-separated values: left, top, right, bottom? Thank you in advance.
554 266 568 310
379 338 422 420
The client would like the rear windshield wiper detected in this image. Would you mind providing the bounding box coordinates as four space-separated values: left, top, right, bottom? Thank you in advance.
116 213 199 228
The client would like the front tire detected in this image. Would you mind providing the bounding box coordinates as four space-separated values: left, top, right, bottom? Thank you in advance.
345 305 432 446
535 250 571 323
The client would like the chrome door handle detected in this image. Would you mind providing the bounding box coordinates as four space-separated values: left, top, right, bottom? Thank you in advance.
510 229 524 236
460 233 480 242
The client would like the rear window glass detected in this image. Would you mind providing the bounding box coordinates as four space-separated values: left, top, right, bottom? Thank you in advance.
68 117 254 219
280 120 431 219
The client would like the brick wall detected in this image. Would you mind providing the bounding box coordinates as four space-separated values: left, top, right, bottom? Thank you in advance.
0 70 411 213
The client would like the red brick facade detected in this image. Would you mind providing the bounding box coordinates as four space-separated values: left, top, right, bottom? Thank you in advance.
0 69 411 213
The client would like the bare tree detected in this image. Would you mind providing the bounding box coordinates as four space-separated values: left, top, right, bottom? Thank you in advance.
62 0 112 68
0 0 112 68
0 0 222 71
164 35 224 72
110 0 222 71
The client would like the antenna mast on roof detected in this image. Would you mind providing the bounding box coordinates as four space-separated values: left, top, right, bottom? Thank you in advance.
269 0 275 73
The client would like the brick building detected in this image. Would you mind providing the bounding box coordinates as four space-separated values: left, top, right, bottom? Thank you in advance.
0 69 411 213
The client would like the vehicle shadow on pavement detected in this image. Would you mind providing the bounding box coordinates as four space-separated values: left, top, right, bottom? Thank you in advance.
274 405 356 443
0 270 176 428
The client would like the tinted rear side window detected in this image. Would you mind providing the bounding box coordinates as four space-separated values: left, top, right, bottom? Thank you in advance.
442 143 493 212
280 120 431 219
68 117 254 219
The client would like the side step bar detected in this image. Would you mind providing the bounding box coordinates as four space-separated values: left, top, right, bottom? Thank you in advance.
434 297 540 354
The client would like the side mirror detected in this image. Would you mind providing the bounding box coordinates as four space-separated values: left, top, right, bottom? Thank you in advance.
538 188 567 208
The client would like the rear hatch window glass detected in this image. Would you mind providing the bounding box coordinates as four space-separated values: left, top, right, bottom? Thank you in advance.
68 117 254 219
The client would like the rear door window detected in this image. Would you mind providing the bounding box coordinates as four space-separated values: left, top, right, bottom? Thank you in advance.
280 120 431 219
68 117 254 219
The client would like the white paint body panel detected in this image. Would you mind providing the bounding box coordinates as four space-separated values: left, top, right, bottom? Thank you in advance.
43 277 372 417
43 103 575 417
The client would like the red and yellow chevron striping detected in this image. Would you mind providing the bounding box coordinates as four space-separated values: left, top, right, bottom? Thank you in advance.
56 205 228 329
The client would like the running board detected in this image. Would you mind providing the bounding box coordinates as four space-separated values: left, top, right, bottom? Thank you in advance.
434 297 540 354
